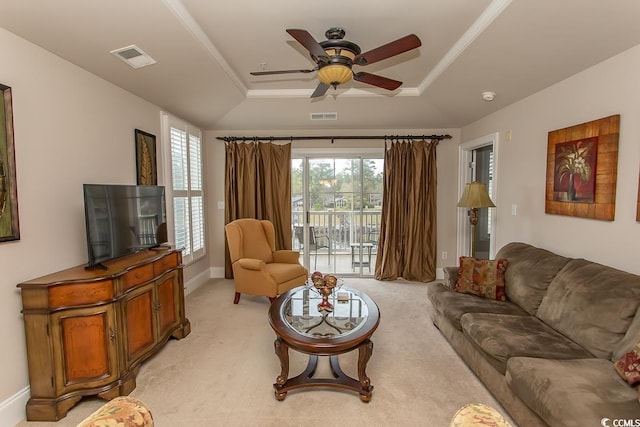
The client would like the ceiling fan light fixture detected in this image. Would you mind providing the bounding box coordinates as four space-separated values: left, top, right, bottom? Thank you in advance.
317 64 352 86
323 48 357 61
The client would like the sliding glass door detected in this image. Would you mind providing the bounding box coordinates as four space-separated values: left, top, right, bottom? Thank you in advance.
292 156 383 277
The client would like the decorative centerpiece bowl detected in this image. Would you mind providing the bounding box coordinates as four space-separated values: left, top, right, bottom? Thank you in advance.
309 271 339 312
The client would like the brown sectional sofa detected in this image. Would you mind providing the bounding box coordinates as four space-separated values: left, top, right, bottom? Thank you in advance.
427 242 640 427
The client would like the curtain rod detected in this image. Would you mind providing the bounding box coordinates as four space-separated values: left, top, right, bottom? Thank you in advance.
216 134 452 143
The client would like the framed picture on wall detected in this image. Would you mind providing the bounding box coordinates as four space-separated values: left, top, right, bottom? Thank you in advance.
0 83 20 242
135 129 157 185
545 114 619 221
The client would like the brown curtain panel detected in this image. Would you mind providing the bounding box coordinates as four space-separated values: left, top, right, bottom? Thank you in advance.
224 142 292 278
374 139 438 282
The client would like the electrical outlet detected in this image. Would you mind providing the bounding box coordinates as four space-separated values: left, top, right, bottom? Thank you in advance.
442 251 448 260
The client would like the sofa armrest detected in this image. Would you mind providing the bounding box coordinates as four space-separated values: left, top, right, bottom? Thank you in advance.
443 266 459 290
77 396 153 427
237 258 266 271
273 250 301 264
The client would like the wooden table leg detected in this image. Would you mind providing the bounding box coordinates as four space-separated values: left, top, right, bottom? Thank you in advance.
357 339 374 402
273 337 289 400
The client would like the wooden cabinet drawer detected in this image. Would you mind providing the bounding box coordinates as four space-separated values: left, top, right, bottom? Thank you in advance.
153 252 179 276
49 281 114 308
122 264 154 290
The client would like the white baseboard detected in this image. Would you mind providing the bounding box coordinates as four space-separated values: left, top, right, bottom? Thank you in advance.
183 267 213 296
1 386 30 426
209 266 225 279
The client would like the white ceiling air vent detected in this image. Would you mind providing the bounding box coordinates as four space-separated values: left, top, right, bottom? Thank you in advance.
310 112 338 121
110 45 156 69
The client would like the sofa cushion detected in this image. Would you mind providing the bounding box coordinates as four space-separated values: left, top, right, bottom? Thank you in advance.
506 357 640 427
495 242 570 315
461 313 593 374
427 282 527 331
537 258 640 359
614 342 640 385
454 257 508 301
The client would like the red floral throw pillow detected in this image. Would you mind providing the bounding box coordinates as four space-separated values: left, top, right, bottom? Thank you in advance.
454 257 508 301
614 343 640 385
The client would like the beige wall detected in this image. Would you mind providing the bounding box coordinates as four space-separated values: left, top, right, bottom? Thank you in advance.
463 44 640 274
0 27 165 419
205 129 461 275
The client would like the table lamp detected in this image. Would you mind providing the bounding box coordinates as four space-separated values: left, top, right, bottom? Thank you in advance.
457 181 495 257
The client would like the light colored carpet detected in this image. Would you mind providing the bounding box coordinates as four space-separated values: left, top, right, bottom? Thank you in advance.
14 278 515 427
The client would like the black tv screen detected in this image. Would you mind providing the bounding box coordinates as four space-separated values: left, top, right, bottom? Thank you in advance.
83 184 167 268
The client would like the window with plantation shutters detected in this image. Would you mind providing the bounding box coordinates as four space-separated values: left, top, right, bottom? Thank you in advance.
162 113 205 264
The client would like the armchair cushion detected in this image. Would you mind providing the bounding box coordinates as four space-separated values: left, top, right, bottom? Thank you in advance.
266 262 308 283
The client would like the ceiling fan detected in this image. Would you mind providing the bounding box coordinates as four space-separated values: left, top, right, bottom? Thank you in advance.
250 27 422 98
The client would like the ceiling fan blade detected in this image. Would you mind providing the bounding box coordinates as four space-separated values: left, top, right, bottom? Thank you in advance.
354 34 421 66
310 82 330 98
353 72 402 91
286 29 328 63
250 69 315 76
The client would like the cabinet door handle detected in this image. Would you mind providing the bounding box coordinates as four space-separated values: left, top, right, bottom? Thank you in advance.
109 328 115 342
135 272 142 279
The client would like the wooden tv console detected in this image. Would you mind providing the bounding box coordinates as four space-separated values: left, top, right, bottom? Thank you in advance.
17 248 191 421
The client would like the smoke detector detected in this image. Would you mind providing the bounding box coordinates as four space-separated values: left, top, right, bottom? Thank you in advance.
481 91 496 101
110 45 156 69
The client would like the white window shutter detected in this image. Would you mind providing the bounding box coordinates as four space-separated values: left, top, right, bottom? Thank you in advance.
165 114 205 264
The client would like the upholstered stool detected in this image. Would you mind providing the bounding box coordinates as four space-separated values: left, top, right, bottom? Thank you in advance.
76 396 154 427
450 403 512 427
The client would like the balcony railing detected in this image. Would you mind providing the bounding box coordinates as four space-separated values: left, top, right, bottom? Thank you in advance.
292 209 381 251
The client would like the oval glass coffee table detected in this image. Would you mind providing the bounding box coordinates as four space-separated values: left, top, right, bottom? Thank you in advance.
268 284 380 402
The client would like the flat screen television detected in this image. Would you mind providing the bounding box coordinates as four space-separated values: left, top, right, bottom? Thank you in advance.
83 184 167 269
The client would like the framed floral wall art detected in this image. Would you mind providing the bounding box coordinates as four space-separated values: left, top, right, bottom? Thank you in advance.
545 114 619 221
0 83 20 242
553 137 597 203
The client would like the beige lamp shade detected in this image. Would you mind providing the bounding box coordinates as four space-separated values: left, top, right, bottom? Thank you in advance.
457 181 495 208
317 64 353 86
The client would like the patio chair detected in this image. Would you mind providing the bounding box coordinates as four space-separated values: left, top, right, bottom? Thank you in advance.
294 226 331 270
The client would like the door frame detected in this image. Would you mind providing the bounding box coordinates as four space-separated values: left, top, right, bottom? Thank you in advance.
291 148 383 276
457 132 500 259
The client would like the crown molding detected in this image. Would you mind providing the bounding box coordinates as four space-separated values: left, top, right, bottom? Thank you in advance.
161 0 248 95
418 0 512 94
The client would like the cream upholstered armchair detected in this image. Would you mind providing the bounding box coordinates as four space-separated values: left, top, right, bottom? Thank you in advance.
225 218 308 304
